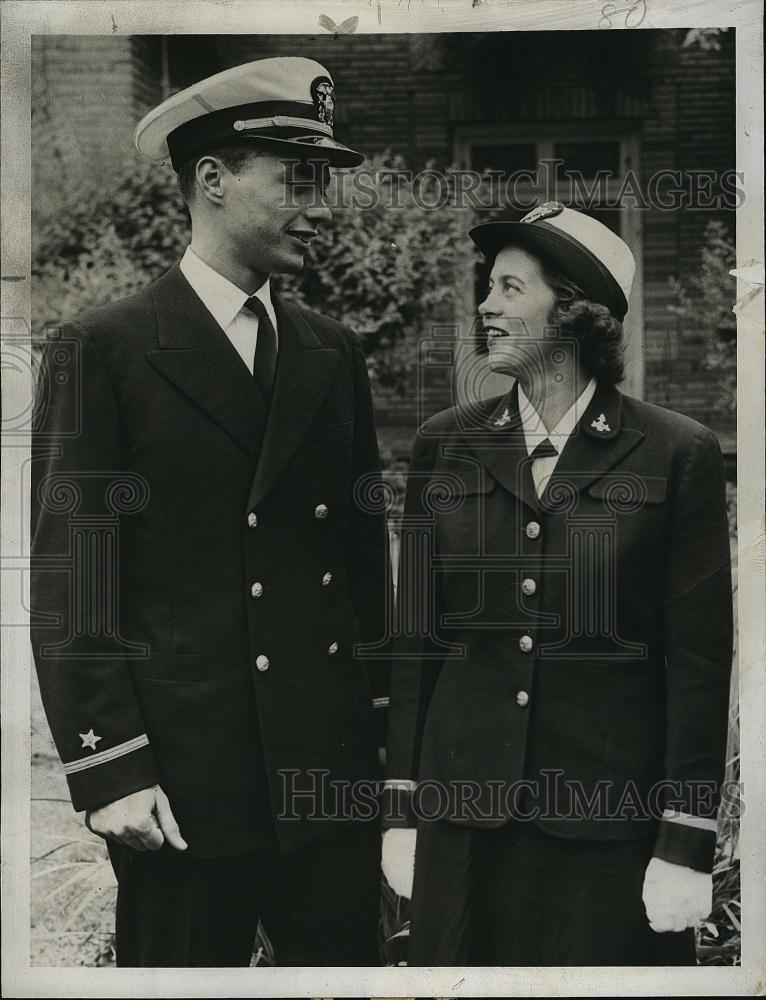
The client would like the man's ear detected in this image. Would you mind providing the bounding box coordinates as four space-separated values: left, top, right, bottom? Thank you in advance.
195 155 226 206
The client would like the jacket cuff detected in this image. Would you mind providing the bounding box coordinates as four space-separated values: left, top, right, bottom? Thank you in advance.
373 696 388 752
652 817 718 873
66 739 161 813
382 780 417 829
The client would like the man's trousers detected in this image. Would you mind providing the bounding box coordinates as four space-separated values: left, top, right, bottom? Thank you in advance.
106 823 381 967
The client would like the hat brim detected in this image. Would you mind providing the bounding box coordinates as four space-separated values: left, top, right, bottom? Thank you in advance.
469 220 628 320
170 132 364 170
235 133 364 168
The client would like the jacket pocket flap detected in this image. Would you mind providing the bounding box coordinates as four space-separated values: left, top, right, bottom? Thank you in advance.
304 420 354 444
438 470 496 497
588 475 667 504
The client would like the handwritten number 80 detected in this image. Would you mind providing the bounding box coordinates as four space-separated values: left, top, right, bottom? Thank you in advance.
599 0 647 29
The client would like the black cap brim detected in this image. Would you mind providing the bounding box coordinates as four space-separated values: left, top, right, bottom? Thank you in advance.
469 220 628 320
237 133 364 168
173 132 363 170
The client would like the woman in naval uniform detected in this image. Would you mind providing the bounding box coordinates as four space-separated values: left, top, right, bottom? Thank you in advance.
383 203 733 966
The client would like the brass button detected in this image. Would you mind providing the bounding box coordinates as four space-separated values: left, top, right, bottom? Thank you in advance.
519 635 534 653
328 641 339 655
315 504 329 519
247 512 258 528
322 572 333 587
525 521 541 539
521 578 537 596
250 582 264 598
516 690 530 708
255 654 270 672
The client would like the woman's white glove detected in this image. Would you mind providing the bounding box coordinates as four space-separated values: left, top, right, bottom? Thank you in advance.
642 857 713 933
382 827 417 899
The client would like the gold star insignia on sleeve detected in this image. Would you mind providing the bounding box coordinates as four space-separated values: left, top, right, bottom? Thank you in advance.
79 729 102 751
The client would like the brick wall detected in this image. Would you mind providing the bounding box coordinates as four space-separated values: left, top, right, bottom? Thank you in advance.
32 36 161 227
638 32 735 435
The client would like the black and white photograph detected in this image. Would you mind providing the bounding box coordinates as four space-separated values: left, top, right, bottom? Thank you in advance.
1 1 764 996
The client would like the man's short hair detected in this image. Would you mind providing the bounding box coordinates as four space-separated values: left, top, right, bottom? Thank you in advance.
177 144 263 205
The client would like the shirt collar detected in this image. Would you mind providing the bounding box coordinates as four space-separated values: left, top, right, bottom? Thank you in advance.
518 376 598 457
179 246 274 332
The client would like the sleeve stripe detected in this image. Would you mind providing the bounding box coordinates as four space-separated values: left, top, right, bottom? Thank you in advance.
63 734 150 775
373 696 389 708
661 808 718 832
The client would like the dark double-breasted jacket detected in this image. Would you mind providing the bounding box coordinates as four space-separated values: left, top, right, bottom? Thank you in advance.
31 264 390 857
386 381 733 872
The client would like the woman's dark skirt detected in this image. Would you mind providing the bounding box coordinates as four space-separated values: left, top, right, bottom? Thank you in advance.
408 818 697 967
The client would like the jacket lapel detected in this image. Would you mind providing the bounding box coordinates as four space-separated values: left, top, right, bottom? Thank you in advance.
145 265 269 464
462 381 645 513
246 293 339 510
541 381 644 501
465 384 541 514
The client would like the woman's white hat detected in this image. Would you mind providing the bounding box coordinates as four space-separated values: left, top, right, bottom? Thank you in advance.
470 202 636 320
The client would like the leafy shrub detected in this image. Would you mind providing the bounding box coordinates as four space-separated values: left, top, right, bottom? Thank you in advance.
669 220 736 415
32 155 188 338
277 154 470 393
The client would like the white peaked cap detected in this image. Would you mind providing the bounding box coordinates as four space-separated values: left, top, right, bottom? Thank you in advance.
134 57 363 170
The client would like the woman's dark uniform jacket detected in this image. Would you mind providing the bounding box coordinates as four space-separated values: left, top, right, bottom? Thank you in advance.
386 381 733 873
30 264 390 857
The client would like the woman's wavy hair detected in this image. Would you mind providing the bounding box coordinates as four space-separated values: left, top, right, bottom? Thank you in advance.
542 264 626 386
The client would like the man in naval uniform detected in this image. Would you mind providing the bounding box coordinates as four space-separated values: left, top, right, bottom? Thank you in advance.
383 204 733 965
31 57 389 967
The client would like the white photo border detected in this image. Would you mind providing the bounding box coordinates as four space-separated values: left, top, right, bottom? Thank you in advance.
2 1 763 996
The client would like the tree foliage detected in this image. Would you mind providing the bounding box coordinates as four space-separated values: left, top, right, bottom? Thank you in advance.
669 220 736 414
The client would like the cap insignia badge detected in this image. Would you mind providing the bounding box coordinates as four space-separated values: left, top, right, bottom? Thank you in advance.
521 201 565 224
591 413 611 433
311 76 335 127
494 407 512 427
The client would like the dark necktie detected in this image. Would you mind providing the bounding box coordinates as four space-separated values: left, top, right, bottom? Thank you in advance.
530 437 558 460
244 295 277 403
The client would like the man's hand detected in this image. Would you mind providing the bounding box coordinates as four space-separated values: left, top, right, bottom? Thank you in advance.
382 828 416 899
642 856 712 933
86 785 188 852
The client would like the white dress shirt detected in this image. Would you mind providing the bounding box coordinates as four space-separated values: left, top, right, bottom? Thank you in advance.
179 246 278 374
518 377 598 498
